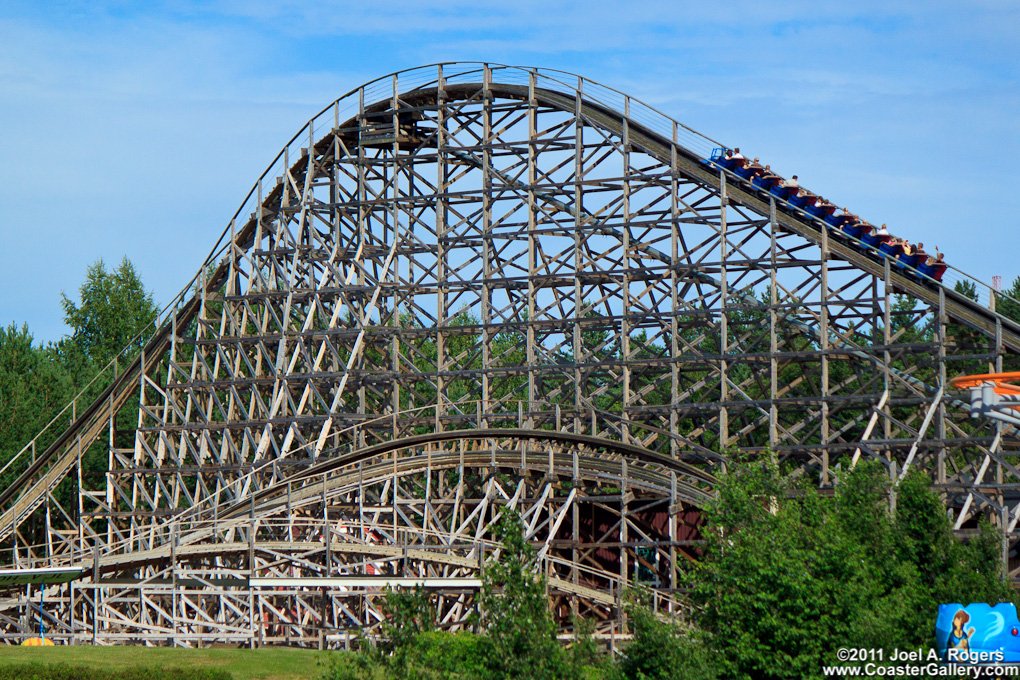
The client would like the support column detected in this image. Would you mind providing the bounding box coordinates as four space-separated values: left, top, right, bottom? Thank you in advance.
621 97 632 446
718 173 729 455
525 69 538 428
820 205 830 485
769 198 779 458
481 65 493 427
573 77 584 436
670 123 681 458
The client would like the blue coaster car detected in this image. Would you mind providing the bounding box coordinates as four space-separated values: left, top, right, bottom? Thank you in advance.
861 233 886 249
917 261 948 282
936 603 1020 663
879 241 904 258
706 148 731 171
788 193 813 209
898 252 924 269
842 224 866 240
812 206 837 221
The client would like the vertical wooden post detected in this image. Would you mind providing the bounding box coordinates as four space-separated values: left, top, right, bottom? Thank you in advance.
719 173 729 457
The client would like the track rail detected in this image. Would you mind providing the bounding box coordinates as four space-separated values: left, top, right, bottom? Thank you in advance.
206 428 716 523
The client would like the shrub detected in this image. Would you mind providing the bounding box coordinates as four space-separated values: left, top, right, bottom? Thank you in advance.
0 663 232 680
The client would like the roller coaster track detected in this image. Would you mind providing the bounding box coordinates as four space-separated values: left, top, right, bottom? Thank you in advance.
214 428 715 521
86 541 620 608
0 437 697 621
2 63 1017 586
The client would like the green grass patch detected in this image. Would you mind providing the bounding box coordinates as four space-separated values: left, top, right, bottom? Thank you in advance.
0 646 331 680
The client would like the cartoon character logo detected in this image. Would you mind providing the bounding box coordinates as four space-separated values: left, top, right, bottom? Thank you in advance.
947 609 976 651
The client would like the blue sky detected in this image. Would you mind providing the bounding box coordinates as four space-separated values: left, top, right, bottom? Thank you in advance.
2 1 1018 342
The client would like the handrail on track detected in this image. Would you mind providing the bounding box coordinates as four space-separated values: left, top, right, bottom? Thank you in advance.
11 61 1015 493
0 396 715 567
701 155 1016 311
83 61 1020 388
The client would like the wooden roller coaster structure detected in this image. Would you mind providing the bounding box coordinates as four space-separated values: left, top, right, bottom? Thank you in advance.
2 63 1019 647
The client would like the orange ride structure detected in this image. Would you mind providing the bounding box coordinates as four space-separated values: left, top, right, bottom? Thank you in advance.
951 373 1020 427
1 63 1019 647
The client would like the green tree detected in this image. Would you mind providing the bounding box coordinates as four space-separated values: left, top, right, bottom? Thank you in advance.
955 279 978 301
477 509 567 680
61 256 157 359
320 509 579 680
995 276 1020 324
0 324 73 481
319 457 1018 680
688 457 1015 680
379 585 436 653
610 594 716 680
0 258 159 544
994 277 1020 372
55 257 159 489
58 257 158 383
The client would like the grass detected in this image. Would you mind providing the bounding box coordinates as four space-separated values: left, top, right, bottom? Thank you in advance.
0 646 331 680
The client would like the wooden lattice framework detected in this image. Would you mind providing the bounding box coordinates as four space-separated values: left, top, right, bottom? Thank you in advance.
2 63 1020 647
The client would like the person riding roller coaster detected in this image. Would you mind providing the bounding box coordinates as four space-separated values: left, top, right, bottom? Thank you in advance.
812 197 838 219
776 174 799 200
880 236 906 259
758 164 782 189
730 147 746 168
918 249 947 282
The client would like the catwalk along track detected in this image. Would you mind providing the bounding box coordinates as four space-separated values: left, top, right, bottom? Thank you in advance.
2 63 1019 647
